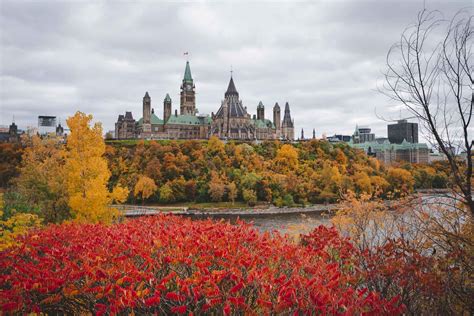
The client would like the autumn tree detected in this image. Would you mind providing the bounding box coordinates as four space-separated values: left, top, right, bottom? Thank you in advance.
13 135 69 223
208 171 225 202
227 182 238 204
65 112 128 223
134 175 158 203
274 144 299 172
383 9 473 215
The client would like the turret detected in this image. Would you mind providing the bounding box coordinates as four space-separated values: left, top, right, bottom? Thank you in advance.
164 93 172 123
257 101 265 120
281 102 294 140
273 102 281 131
143 92 151 124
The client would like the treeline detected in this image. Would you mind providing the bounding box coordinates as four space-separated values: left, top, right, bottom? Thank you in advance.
1 137 449 211
105 138 448 206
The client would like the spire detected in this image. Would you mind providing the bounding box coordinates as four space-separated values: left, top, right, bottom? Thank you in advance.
257 101 264 109
183 61 193 84
301 128 304 139
282 102 294 128
164 93 172 102
144 91 150 99
274 102 280 110
225 76 238 97
313 128 316 139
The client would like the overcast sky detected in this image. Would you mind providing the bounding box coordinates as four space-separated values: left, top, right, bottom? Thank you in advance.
0 0 470 139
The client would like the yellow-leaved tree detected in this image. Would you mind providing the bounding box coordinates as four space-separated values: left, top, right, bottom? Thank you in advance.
65 112 128 223
134 175 158 204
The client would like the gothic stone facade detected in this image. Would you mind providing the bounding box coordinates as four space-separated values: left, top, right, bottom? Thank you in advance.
115 62 295 141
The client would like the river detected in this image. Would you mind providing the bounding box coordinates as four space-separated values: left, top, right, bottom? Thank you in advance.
187 211 332 235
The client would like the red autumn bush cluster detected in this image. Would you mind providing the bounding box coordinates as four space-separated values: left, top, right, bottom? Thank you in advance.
0 215 404 315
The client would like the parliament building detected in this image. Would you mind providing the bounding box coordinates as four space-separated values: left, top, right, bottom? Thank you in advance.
115 62 294 141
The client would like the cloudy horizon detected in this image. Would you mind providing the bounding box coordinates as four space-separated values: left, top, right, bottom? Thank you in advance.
0 0 470 140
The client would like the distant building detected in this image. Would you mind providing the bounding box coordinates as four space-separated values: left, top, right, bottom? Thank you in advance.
114 61 295 140
388 119 418 144
38 116 57 135
115 111 136 139
352 125 375 144
0 122 20 143
327 134 351 143
351 139 429 164
56 123 64 136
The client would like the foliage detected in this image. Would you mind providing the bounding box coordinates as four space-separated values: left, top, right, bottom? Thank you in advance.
134 175 157 202
0 143 22 188
12 135 69 223
332 192 474 314
0 193 41 251
65 112 129 223
106 139 434 206
0 215 403 315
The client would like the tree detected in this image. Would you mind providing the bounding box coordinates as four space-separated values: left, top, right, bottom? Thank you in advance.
65 112 128 223
227 182 237 204
13 135 69 223
274 144 299 172
159 182 174 203
134 175 157 203
242 188 257 206
386 167 414 197
208 172 225 202
383 9 473 215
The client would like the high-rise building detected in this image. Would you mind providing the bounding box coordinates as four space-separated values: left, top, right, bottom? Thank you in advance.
388 119 418 144
352 125 375 143
38 116 57 135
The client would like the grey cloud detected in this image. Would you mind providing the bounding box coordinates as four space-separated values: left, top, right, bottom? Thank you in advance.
0 0 470 141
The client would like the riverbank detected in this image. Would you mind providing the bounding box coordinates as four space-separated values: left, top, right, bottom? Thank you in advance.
114 203 338 217
115 190 450 217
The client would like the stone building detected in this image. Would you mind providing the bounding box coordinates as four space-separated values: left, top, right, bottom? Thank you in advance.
352 139 429 164
0 122 20 143
114 62 295 141
115 111 136 139
210 76 293 140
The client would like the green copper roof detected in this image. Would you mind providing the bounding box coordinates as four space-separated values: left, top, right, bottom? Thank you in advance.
137 113 164 126
253 118 275 129
166 115 211 126
350 140 429 151
164 93 172 102
183 61 193 83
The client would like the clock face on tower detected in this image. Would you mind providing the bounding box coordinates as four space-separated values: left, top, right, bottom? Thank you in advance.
186 84 191 90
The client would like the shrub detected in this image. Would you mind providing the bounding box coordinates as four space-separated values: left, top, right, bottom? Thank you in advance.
0 216 402 315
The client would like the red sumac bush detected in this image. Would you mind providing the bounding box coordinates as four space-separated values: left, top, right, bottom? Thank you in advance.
0 215 403 314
